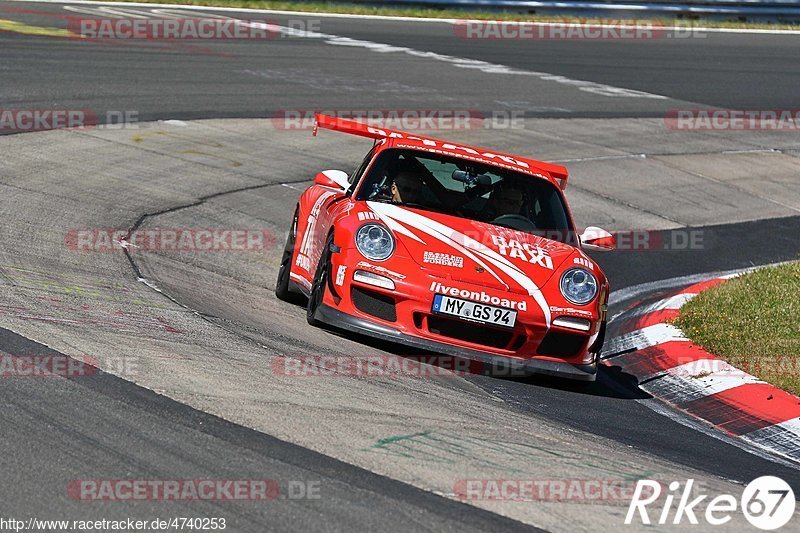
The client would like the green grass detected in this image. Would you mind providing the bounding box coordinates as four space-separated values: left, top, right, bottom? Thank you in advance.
674 263 800 395
107 0 800 30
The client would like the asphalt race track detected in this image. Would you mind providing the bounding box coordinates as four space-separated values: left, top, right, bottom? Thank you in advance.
1 1 800 531
3 1 800 119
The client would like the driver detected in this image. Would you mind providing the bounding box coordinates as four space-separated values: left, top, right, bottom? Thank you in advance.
390 170 422 204
486 180 526 220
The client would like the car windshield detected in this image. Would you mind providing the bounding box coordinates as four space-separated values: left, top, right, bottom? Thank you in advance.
356 148 574 243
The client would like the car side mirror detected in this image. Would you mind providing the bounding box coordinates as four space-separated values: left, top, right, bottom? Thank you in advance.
314 170 350 191
580 226 616 251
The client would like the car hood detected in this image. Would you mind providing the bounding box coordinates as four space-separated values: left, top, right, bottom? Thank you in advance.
366 201 578 295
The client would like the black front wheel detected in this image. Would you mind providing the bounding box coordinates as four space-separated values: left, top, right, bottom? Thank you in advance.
306 233 334 326
275 207 302 303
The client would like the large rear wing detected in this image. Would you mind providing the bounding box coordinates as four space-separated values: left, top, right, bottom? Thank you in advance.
313 113 386 141
313 113 569 190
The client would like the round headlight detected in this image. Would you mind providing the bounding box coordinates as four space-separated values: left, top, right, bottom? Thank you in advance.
355 224 395 261
560 268 598 305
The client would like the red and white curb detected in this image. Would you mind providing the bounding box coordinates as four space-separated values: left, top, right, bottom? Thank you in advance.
603 273 800 464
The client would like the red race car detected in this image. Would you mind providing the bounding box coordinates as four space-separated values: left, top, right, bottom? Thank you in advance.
276 114 616 381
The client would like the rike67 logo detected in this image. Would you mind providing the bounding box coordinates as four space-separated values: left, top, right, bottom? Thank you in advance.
626 477 795 529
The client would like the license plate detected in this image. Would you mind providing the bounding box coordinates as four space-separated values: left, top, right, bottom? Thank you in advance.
432 294 517 328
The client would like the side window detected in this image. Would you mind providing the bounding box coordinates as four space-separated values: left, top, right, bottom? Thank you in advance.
349 145 378 186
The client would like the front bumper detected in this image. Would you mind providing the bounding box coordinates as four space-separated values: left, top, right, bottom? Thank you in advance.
313 303 597 381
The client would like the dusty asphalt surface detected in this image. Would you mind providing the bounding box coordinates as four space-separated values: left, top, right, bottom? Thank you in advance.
1 1 800 531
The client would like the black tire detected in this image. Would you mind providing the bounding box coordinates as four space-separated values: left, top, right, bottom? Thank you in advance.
275 207 302 303
306 233 334 326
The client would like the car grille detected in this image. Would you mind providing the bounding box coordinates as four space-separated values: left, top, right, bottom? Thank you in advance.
351 286 397 322
427 316 514 350
536 330 587 357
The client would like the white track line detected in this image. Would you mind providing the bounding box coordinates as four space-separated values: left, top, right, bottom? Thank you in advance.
602 322 687 356
607 268 800 468
617 292 697 320
650 361 764 404
15 0 800 34
47 2 668 99
608 265 766 308
743 419 800 462
641 398 800 470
